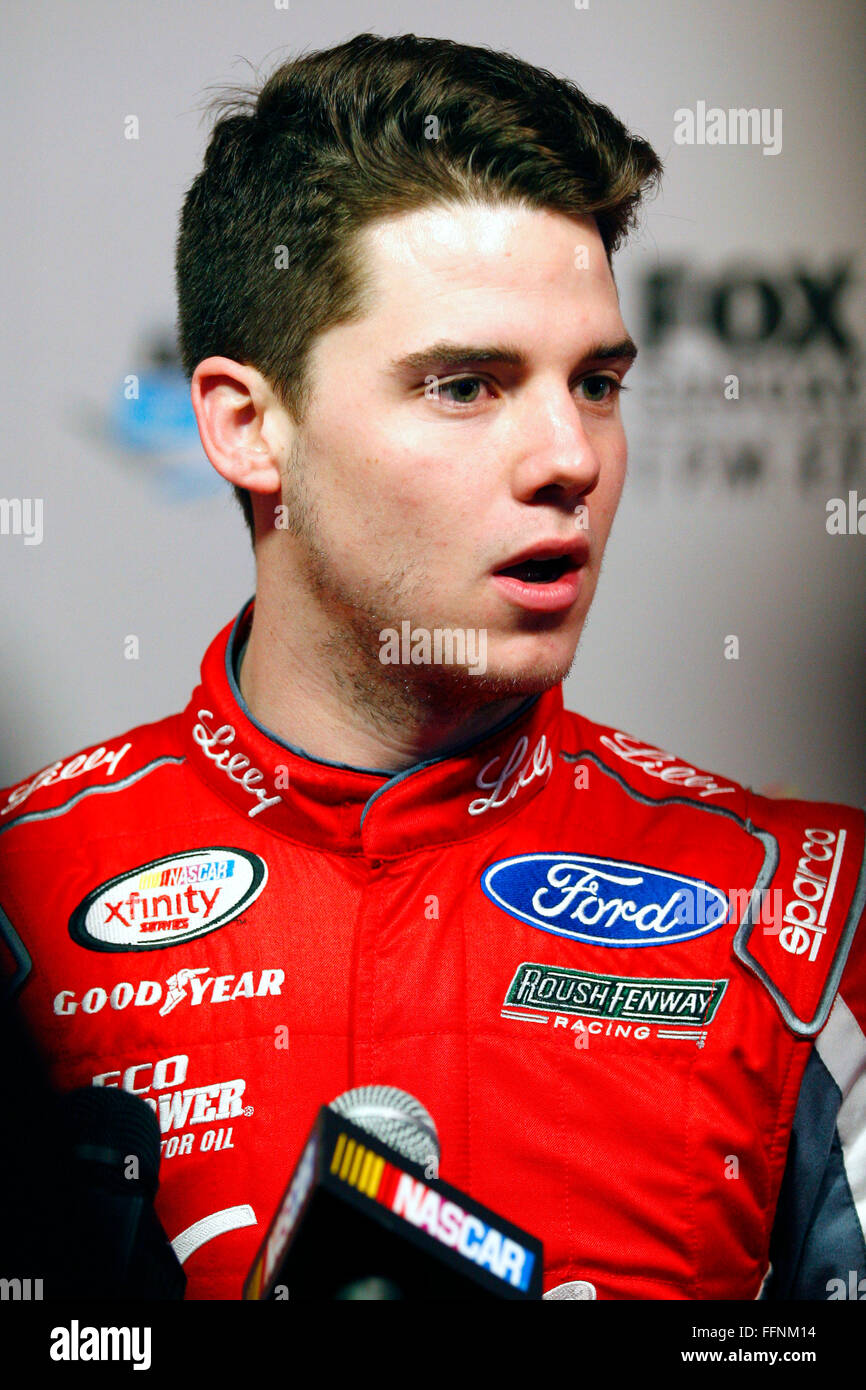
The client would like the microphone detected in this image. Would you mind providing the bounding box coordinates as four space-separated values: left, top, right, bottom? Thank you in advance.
0 993 185 1299
244 1085 543 1300
328 1085 440 1169
49 1086 186 1299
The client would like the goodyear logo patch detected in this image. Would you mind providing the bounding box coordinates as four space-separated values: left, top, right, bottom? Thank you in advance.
505 962 728 1026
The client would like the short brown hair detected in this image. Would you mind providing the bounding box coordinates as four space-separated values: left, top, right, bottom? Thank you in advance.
175 33 663 541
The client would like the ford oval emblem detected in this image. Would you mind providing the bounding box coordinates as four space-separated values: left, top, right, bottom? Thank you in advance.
482 853 728 947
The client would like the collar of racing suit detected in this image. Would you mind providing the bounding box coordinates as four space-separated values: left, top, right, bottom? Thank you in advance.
182 598 566 858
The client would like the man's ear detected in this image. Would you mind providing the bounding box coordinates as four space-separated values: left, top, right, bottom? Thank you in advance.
189 357 290 495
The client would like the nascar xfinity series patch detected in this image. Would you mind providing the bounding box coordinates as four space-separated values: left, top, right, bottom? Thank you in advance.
68 848 267 952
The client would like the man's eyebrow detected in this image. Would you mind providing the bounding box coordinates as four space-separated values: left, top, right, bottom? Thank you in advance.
386 337 638 376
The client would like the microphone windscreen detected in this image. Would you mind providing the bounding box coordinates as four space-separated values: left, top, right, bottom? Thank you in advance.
328 1085 440 1169
56 1086 162 1192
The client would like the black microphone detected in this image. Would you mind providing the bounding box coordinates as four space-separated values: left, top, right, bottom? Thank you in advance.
0 996 184 1299
244 1085 543 1300
48 1086 186 1299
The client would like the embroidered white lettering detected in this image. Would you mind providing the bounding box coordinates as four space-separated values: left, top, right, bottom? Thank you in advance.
192 710 282 819
469 734 553 816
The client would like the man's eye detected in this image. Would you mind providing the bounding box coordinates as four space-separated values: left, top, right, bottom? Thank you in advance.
435 376 488 405
580 375 626 404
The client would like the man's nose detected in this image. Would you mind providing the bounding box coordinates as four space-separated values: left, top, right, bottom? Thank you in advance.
509 388 603 502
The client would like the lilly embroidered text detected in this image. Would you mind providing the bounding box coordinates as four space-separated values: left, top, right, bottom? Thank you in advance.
469 734 553 816
192 709 282 818
2 742 132 816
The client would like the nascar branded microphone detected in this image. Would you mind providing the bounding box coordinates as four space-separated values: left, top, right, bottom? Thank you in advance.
244 1085 543 1300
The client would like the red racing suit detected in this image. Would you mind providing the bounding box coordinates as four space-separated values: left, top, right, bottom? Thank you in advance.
1 600 865 1300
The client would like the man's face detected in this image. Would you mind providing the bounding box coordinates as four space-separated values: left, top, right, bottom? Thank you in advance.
279 200 633 702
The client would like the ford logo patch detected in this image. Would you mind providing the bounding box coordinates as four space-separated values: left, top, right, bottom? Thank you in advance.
482 854 728 947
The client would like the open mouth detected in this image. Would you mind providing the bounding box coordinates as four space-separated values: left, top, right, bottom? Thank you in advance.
495 555 574 584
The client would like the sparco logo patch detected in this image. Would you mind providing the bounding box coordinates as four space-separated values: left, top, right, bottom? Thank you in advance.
778 826 846 961
482 854 728 947
69 848 266 952
504 962 728 1025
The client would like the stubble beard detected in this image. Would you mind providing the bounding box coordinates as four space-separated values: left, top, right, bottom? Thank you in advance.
280 441 578 741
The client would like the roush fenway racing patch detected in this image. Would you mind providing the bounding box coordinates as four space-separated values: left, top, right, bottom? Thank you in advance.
502 961 728 1035
68 848 267 952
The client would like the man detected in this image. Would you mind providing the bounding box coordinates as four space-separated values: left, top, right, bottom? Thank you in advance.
1 33 864 1300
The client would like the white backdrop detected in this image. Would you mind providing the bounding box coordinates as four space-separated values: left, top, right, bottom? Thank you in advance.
1 0 864 803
